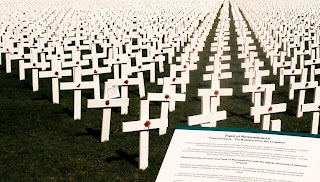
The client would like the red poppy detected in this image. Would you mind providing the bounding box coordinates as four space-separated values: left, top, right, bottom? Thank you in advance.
144 120 151 127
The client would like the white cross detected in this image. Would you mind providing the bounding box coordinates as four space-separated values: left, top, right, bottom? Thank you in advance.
250 88 287 130
296 49 311 69
130 53 156 83
301 87 320 134
305 58 320 82
103 54 131 79
19 48 50 92
39 56 72 104
60 59 111 120
270 51 286 75
6 49 30 74
290 68 318 118
202 70 233 108
278 56 299 99
122 100 168 170
188 96 227 127
87 82 129 142
207 55 231 74
243 84 275 123
168 64 195 93
148 77 186 112
107 68 145 114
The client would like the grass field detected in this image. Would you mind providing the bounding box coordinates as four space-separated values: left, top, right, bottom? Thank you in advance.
0 3 318 182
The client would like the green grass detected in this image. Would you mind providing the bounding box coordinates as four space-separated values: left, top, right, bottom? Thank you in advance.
0 3 319 182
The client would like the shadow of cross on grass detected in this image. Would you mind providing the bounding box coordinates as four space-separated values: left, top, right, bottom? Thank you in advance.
105 149 139 168
31 94 52 102
76 128 101 141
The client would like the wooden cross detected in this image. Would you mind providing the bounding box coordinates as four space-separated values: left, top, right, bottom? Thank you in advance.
148 78 186 112
290 68 318 118
188 96 227 127
87 82 129 142
103 54 131 79
243 84 275 123
60 59 111 120
39 56 72 104
200 72 233 110
19 48 50 92
238 41 256 53
296 49 311 69
270 51 287 75
107 66 145 114
130 52 156 83
245 69 270 86
305 58 320 82
250 88 287 130
278 56 299 99
168 64 196 93
301 86 320 134
82 41 110 98
287 40 300 58
207 55 231 74
7 47 31 74
242 56 264 87
122 100 168 170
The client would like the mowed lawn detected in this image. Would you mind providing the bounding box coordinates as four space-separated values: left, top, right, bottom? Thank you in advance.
0 4 318 182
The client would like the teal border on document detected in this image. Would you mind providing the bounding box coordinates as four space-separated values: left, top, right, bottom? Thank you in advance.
176 126 320 138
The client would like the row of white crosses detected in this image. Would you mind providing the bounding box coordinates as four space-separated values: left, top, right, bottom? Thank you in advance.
121 1 225 170
231 1 286 131
0 4 233 165
0 0 222 123
85 0 232 151
0 3 229 172
232 0 320 133
1 0 203 76
86 0 224 143
188 0 233 128
234 0 320 83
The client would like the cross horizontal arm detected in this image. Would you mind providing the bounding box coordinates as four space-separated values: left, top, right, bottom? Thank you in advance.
87 98 129 109
122 118 168 132
188 111 227 126
242 84 275 93
301 103 320 112
198 88 233 97
251 103 287 115
291 81 318 90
